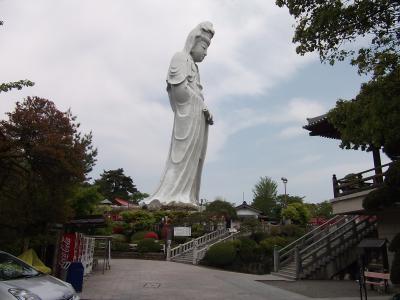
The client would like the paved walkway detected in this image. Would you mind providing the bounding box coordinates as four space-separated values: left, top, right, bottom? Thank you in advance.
79 259 391 300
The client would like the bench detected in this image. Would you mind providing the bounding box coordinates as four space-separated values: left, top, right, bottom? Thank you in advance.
364 271 390 293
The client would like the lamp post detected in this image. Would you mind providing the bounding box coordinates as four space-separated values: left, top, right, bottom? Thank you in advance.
281 177 288 206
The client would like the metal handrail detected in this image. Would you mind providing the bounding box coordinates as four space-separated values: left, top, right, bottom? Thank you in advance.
279 215 344 255
299 215 358 255
300 217 376 271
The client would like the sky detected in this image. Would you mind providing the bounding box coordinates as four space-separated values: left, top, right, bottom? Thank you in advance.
0 0 390 205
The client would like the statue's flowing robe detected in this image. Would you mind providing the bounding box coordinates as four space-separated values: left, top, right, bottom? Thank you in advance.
148 52 209 204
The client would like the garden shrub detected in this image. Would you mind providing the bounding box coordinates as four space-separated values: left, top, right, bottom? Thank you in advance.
389 233 400 252
173 236 190 244
260 236 288 255
203 241 236 267
390 233 400 284
144 232 159 240
281 224 305 237
130 231 148 242
111 241 130 252
391 254 400 284
251 231 269 243
385 161 400 187
269 226 280 236
137 238 162 253
238 238 258 262
111 234 126 242
363 186 398 210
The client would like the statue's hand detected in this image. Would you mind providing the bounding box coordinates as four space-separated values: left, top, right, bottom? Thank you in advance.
203 108 214 125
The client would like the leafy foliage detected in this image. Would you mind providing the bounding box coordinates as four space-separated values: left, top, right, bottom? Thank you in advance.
259 236 288 255
0 97 97 249
305 201 333 219
68 184 102 217
120 210 155 231
205 199 237 220
0 22 35 94
327 68 400 158
389 233 400 253
275 0 400 78
203 241 237 267
0 80 35 93
137 238 162 253
95 168 139 202
273 194 304 218
281 202 311 225
252 176 278 216
363 161 400 210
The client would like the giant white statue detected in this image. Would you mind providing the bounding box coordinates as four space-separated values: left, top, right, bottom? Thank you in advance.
148 22 215 205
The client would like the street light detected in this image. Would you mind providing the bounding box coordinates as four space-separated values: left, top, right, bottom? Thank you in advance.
281 177 288 206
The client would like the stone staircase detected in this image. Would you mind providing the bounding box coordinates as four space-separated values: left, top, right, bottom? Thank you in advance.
168 228 240 265
272 215 377 280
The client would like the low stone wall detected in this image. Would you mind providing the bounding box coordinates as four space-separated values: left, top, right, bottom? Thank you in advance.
111 251 165 260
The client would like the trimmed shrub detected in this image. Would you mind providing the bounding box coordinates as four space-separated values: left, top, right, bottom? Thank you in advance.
385 161 400 187
173 236 191 244
111 241 130 252
260 236 288 255
137 238 162 253
269 226 280 236
144 232 159 240
111 234 126 242
281 224 305 237
203 241 236 267
391 254 400 284
238 238 258 262
363 186 398 210
131 231 148 242
251 231 269 243
390 233 400 253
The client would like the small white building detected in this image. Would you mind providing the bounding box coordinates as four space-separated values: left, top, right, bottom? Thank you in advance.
231 201 262 229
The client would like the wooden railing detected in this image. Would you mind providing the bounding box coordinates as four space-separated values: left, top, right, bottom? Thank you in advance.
167 228 229 261
274 215 348 272
332 162 392 197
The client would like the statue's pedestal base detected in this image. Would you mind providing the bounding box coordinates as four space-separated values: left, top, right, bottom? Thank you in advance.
147 199 198 211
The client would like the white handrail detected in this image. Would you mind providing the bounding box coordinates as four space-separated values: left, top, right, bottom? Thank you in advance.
169 228 229 259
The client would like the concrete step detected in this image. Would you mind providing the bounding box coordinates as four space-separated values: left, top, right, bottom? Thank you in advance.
271 271 296 280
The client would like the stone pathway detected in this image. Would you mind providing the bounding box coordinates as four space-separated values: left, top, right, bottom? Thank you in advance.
79 259 391 300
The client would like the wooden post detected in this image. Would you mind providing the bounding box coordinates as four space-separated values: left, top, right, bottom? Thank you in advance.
332 174 338 197
372 148 383 184
273 246 279 272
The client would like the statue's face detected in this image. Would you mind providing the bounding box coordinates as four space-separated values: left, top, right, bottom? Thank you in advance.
191 40 209 62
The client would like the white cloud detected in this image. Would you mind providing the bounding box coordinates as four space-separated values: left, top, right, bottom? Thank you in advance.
278 126 305 139
0 0 321 196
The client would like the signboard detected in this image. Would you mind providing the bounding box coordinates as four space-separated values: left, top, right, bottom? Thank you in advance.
174 226 191 237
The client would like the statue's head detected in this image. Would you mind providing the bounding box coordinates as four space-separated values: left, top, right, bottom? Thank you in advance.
184 21 215 63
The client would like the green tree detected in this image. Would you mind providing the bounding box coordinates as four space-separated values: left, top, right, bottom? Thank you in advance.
68 184 103 217
275 0 400 78
205 199 237 220
0 97 97 250
95 168 139 202
282 202 311 225
327 68 400 159
305 201 333 219
0 21 34 93
273 194 304 218
252 176 278 216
